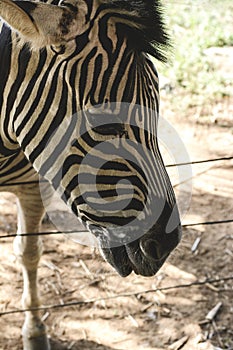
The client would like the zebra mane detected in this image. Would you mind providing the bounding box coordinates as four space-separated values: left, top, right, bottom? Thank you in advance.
101 0 170 62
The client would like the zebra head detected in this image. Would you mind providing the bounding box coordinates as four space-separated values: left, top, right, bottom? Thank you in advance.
0 0 181 276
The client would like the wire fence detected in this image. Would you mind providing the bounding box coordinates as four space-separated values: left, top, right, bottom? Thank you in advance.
0 154 232 318
1 155 232 188
0 218 233 240
0 155 232 240
0 276 232 317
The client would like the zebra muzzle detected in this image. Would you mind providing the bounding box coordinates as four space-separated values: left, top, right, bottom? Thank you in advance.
99 225 181 277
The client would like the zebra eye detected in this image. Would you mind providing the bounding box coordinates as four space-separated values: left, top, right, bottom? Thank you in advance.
50 44 66 54
93 123 127 137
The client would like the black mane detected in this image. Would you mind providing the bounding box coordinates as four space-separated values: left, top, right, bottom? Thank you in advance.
101 0 170 62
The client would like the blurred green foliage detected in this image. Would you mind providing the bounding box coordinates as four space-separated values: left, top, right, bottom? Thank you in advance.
156 0 233 108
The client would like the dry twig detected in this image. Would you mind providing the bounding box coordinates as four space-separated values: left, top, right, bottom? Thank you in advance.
168 336 189 350
206 302 222 321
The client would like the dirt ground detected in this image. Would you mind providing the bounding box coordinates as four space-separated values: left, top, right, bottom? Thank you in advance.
0 56 233 349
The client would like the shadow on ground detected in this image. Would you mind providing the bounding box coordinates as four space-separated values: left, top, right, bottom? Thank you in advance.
50 338 116 350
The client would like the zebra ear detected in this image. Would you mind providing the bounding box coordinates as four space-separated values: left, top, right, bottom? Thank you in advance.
0 0 81 48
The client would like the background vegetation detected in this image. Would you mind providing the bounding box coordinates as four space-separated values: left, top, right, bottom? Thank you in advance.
156 0 233 121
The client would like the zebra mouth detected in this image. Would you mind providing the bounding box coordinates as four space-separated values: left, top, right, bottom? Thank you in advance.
102 246 169 277
99 241 168 277
99 224 181 277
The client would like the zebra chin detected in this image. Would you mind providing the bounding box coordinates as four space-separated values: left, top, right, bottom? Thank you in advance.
97 218 182 277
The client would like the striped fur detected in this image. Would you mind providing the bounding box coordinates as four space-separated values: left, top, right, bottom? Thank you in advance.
0 3 182 346
0 0 181 275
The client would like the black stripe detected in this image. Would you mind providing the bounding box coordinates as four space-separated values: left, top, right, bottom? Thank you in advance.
78 210 136 226
84 187 141 199
78 196 144 212
28 63 69 163
61 173 79 201
39 114 78 176
7 46 32 123
110 44 132 102
0 150 20 169
77 173 144 190
122 54 137 103
0 25 12 130
98 15 113 54
14 49 48 123
86 53 103 104
51 156 81 190
15 54 58 135
79 47 98 105
0 138 18 157
0 156 30 179
2 43 32 144
85 0 93 23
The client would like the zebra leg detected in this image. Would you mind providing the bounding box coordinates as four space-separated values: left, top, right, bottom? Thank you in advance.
13 184 50 350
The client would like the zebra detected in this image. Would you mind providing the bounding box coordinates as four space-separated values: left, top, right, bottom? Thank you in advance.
0 0 181 348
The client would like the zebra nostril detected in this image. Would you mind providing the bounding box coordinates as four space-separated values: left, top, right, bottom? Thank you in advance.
140 238 167 261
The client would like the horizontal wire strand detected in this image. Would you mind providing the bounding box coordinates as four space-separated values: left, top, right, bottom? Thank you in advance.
165 155 233 167
0 158 232 317
0 275 232 317
0 155 232 187
182 219 233 228
0 219 233 240
0 155 232 238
